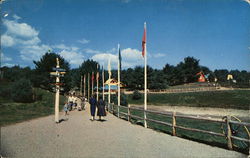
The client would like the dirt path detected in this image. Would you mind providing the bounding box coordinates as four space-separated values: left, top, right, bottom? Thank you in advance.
1 103 247 158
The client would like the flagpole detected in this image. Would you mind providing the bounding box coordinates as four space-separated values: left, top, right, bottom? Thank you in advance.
102 66 105 101
97 64 99 101
144 22 147 128
108 59 111 105
92 72 94 96
84 74 86 97
88 73 90 100
117 44 121 118
80 75 83 96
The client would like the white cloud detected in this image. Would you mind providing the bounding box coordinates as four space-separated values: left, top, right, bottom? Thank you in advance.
121 48 143 60
78 38 90 44
13 14 21 20
2 63 15 67
1 53 12 62
1 34 15 47
17 36 41 45
59 50 84 66
90 47 144 68
84 48 102 54
52 44 79 52
153 53 166 58
20 44 51 61
3 19 39 38
1 16 86 67
52 44 70 50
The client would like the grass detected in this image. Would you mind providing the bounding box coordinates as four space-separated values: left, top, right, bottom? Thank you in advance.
112 105 249 154
127 90 250 110
0 88 66 126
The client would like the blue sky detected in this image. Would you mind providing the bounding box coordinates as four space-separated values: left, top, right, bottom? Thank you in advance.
1 0 250 71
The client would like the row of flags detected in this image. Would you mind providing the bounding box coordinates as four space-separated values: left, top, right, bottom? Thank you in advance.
89 21 146 81
81 22 148 127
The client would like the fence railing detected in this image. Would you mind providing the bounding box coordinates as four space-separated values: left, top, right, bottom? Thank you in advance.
149 87 217 93
108 103 250 154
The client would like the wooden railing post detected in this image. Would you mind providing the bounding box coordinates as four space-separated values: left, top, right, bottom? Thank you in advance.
172 111 176 136
226 115 233 150
128 104 130 122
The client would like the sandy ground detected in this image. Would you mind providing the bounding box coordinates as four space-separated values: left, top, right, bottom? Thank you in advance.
1 102 247 158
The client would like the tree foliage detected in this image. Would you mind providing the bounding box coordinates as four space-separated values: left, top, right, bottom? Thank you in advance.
33 51 70 92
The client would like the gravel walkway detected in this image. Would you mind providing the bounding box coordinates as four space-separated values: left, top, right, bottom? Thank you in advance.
1 103 247 158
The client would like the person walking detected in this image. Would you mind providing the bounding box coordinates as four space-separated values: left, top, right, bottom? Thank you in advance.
97 98 106 121
89 95 97 121
63 101 69 116
68 94 73 111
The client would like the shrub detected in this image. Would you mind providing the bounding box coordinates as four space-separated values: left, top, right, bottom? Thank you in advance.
132 90 142 100
0 86 12 99
11 78 34 103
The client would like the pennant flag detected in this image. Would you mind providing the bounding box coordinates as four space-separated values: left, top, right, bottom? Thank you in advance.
142 23 146 57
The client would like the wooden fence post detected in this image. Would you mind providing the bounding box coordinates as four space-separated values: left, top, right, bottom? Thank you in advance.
226 115 233 150
172 111 176 136
128 104 130 122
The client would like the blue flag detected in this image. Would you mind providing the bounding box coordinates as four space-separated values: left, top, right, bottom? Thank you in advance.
119 47 122 70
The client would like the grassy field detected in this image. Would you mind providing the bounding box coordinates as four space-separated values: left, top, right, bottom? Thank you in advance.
127 90 250 110
0 87 66 126
113 105 249 154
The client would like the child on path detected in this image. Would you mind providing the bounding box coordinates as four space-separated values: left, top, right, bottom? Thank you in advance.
64 101 69 116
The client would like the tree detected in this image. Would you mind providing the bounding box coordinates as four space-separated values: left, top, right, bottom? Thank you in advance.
214 69 229 82
33 51 70 92
181 57 200 83
71 59 100 96
2 66 33 82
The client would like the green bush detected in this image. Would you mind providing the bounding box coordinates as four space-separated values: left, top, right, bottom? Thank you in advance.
11 79 34 103
132 90 142 100
0 86 12 99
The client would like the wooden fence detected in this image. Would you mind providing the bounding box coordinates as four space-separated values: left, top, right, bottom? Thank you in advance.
108 103 250 153
149 87 218 93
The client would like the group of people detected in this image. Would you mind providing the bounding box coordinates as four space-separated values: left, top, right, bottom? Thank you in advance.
89 95 106 121
64 93 87 116
64 93 106 121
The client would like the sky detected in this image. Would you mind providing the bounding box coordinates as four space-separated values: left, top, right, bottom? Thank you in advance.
1 0 250 71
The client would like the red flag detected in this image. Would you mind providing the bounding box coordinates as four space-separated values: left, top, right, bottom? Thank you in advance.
142 23 146 57
92 72 94 81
